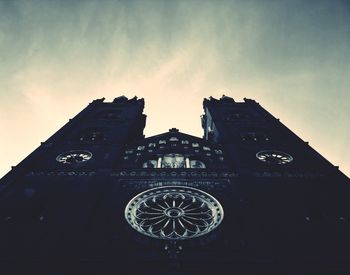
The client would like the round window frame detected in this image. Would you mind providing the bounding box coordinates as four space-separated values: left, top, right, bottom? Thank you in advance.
56 150 93 165
124 186 224 240
256 150 293 165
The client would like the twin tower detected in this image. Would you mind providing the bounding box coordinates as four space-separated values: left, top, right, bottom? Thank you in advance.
1 95 349 274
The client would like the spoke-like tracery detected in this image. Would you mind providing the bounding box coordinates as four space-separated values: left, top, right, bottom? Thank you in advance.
56 150 92 164
125 186 224 240
256 150 293 164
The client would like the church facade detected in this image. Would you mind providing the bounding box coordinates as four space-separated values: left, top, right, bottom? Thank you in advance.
1 95 349 274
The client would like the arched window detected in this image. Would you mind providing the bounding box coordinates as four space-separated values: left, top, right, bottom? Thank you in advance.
141 155 206 169
190 160 206 168
142 160 158 168
161 154 185 168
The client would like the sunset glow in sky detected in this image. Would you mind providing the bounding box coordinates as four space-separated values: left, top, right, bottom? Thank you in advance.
0 0 349 177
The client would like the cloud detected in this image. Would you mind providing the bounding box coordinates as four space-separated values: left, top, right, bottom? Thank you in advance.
0 0 350 176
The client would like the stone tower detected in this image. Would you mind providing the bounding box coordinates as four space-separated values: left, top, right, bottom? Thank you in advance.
1 95 349 275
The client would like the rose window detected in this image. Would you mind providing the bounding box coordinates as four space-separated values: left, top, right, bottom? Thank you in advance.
125 186 224 240
56 150 92 164
256 150 293 164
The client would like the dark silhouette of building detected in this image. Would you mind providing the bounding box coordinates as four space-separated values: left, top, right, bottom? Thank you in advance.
1 95 350 275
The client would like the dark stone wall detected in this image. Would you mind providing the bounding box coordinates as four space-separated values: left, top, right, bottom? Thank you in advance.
0 95 349 275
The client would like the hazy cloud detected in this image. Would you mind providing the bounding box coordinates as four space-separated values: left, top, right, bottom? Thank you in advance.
0 0 349 176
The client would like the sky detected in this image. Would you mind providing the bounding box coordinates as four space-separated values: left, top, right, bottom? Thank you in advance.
0 0 349 177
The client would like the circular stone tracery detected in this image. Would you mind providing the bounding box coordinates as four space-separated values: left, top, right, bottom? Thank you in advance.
56 150 92 164
256 150 293 164
125 186 224 240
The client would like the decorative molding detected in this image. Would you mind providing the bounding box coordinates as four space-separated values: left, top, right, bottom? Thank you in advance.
111 170 238 178
253 171 325 178
24 170 324 178
26 171 96 177
119 180 229 191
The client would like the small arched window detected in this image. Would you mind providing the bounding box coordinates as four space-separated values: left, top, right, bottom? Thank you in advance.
142 160 158 168
161 154 185 168
190 160 206 169
141 155 206 169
